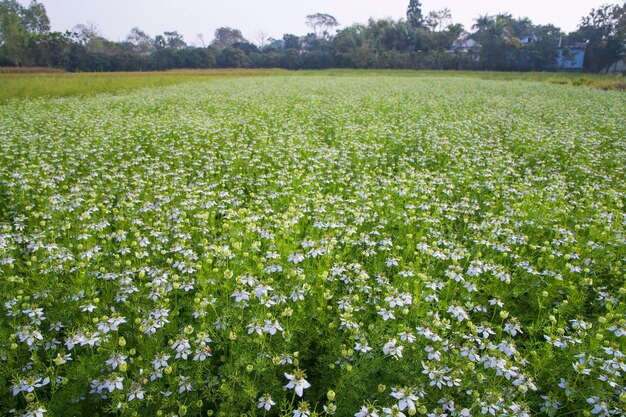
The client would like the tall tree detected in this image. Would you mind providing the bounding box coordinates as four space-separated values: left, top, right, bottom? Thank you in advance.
22 0 49 34
524 24 562 70
163 31 186 49
71 21 109 55
426 8 452 32
472 14 519 70
212 26 246 47
255 29 269 49
305 13 339 39
72 21 101 44
195 33 206 47
571 3 625 72
126 27 153 54
27 31 71 67
472 14 493 33
406 0 424 28
0 0 50 65
0 1 24 65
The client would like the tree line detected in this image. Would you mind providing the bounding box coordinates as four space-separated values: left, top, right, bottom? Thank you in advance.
1 0 624 73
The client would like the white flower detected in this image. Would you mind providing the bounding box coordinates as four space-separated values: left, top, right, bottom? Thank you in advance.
294 401 311 417
107 376 124 393
127 382 145 402
284 370 311 397
193 340 212 361
324 403 337 415
171 336 191 359
263 319 284 335
288 253 305 264
383 339 404 359
378 308 395 321
355 340 373 353
391 386 419 413
178 375 193 393
258 393 275 411
21 404 47 417
385 257 398 267
12 376 50 396
355 405 380 417
151 353 170 369
16 326 43 346
447 304 468 322
399 331 416 343
105 353 127 370
231 289 250 303
382 404 405 417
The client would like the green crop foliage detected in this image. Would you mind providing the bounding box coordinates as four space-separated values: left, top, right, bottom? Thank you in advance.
1 69 624 104
0 74 624 417
0 69 287 104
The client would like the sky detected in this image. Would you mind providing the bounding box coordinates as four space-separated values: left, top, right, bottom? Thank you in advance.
24 0 604 46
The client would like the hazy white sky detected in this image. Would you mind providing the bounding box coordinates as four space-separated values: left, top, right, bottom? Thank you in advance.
26 0 603 46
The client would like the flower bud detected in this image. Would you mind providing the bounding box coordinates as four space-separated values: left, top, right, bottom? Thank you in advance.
327 390 336 401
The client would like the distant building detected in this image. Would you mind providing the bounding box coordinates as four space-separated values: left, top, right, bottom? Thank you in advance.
556 48 585 70
555 40 586 71
519 35 538 44
450 38 480 54
449 35 587 71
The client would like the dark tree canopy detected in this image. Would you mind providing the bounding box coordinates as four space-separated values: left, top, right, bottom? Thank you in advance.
1 0 622 73
282 33 301 50
0 0 51 65
570 3 625 72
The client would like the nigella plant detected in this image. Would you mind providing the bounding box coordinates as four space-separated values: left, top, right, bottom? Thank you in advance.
0 75 624 417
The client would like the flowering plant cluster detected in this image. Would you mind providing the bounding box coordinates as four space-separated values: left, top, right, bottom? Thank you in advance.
0 76 624 416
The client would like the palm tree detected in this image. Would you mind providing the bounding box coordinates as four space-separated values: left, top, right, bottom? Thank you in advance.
472 14 494 33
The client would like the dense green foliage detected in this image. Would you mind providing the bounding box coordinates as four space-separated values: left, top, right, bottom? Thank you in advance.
1 1 625 72
0 75 625 417
568 3 626 72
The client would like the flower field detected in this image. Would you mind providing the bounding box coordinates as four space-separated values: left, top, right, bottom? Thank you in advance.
0 74 625 417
